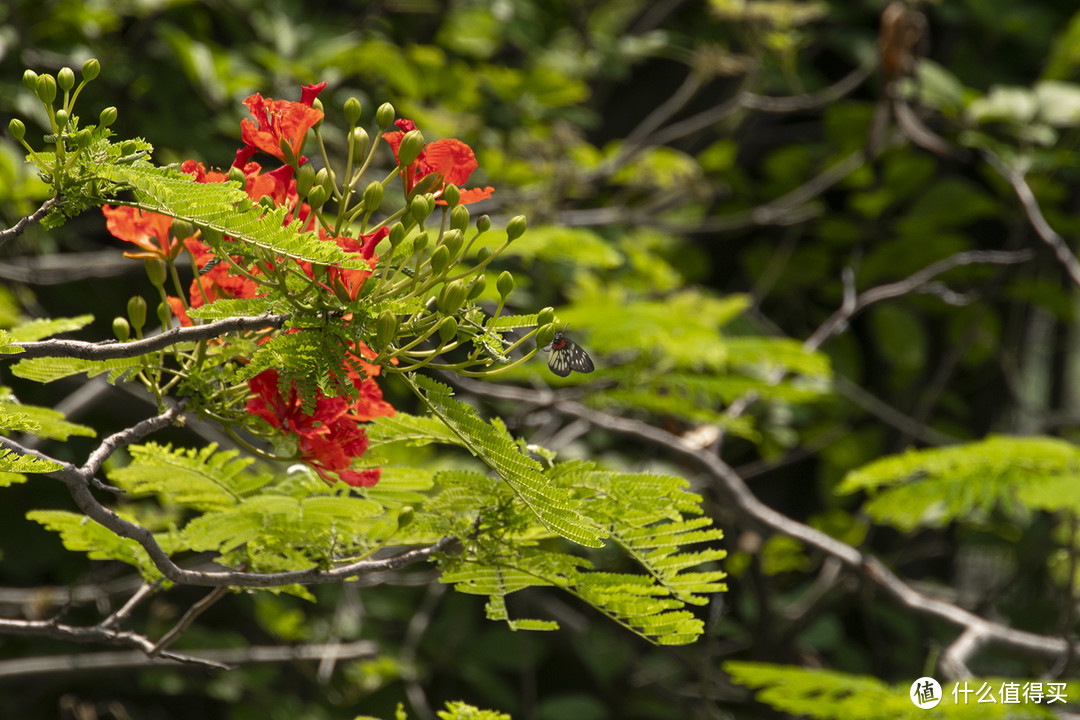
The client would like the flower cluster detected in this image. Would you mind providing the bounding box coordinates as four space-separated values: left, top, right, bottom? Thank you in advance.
101 82 406 487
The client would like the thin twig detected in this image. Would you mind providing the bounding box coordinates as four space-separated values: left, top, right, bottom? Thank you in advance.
150 586 229 656
0 197 58 249
984 150 1080 288
739 62 876 113
99 582 158 630
10 313 289 361
804 249 1034 352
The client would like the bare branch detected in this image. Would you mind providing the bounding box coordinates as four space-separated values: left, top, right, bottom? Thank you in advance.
0 197 58 249
150 586 228 656
0 616 229 670
99 582 158 630
984 150 1080 287
11 313 289 361
804 249 1034 351
0 638 379 679
739 62 876 113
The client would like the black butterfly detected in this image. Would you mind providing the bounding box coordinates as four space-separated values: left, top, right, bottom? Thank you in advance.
542 331 595 377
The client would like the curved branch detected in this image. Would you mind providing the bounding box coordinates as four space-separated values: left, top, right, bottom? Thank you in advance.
0 197 59 250
11 313 289 360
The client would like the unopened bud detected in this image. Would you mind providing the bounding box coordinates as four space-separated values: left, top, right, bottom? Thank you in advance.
376 102 395 129
477 246 493 263
437 316 458 344
397 506 415 529
228 165 246 186
376 310 399 348
362 180 383 213
506 215 527 241
537 307 555 327
496 271 515 299
476 215 491 232
350 126 369 159
22 70 38 92
57 67 75 92
171 220 195 240
536 323 556 348
35 74 57 105
437 280 467 315
296 162 316 198
450 205 469 233
467 274 486 300
8 119 25 141
144 259 167 288
441 229 463 258
307 184 328 208
112 317 130 342
441 184 460 207
397 130 424 167
410 194 433 225
54 109 68 131
278 136 299 167
343 97 362 126
99 106 117 127
413 232 429 253
429 245 451 276
389 222 405 248
157 301 171 327
409 173 441 199
81 58 100 82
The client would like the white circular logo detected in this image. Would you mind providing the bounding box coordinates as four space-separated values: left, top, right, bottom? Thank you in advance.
910 677 942 709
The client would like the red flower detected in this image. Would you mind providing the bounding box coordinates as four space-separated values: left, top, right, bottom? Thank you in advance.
102 205 180 260
246 368 388 488
240 82 327 163
383 119 494 205
321 227 387 301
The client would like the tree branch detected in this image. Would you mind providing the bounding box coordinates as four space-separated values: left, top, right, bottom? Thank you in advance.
0 197 58 250
10 313 289 360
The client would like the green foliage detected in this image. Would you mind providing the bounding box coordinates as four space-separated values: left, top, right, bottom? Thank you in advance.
724 662 1072 719
0 448 61 474
0 395 95 441
11 355 147 384
25 509 165 579
837 436 1080 531
6 314 94 341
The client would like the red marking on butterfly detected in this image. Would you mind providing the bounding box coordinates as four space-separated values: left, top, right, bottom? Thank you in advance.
541 331 595 377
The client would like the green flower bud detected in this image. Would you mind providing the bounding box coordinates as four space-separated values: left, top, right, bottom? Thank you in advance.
350 126 369 159
171 220 195 240
35 74 57 105
278 136 299 167
376 310 399 348
437 316 458 344
506 215 527 241
343 97 362 126
227 165 246 186
314 167 329 188
429 245 451 276
477 246 493 262
22 70 38 92
112 317 130 342
57 67 75 92
8 119 25 142
99 106 117 127
389 222 405 248
127 296 147 331
121 141 138 155
536 323 556 348
312 97 323 114
408 173 441 199
397 130 424 167
54 109 69 131
441 184 460 207
376 102 395 129
467 274 487 300
295 162 316 198
331 275 354 304
307 184 328 208
258 195 276 211
410 194 433 225
476 215 491 232
362 180 383 213
537 307 556 327
437 280 467 315
450 205 469 233
397 506 415 529
157 301 171 327
413 232 429 253
144 259 167 288
81 58 100 82
496 271 515 299
441 229 463 258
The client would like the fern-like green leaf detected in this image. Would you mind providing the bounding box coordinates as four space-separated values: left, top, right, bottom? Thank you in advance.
837 436 1080 530
97 164 366 268
0 449 62 474
7 315 95 342
186 297 278 321
26 509 166 580
411 374 604 547
11 355 146 384
108 443 271 511
724 662 1073 719
0 331 22 355
0 401 95 441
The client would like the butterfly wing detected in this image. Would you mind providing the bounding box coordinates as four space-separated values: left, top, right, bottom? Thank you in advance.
547 334 594 376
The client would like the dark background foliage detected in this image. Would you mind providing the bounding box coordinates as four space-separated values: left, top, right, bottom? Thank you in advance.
3 0 1080 718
